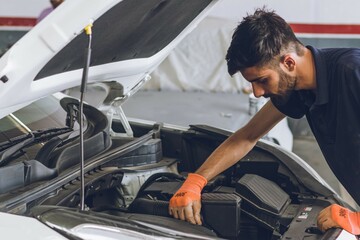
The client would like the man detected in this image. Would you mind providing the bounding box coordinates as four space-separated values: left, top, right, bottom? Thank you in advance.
169 8 360 235
37 0 64 23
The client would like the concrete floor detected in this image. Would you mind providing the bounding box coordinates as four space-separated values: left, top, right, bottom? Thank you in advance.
122 90 358 209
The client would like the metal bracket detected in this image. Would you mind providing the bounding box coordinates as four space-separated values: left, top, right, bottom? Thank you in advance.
102 74 151 138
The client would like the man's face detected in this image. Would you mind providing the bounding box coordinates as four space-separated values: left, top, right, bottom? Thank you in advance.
240 64 297 102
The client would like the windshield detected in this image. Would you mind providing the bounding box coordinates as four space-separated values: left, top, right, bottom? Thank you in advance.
0 95 67 162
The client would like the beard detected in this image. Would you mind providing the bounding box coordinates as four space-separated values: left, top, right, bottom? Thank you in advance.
269 68 297 105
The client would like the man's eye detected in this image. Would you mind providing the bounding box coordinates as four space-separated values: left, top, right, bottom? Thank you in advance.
258 78 267 84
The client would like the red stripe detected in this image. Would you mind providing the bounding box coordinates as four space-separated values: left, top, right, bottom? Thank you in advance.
1 17 360 35
0 17 36 27
290 23 360 34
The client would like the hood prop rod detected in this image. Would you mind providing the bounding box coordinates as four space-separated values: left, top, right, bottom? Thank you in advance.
79 21 93 211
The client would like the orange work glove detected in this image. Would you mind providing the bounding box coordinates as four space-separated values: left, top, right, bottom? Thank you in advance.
169 173 207 225
317 204 360 235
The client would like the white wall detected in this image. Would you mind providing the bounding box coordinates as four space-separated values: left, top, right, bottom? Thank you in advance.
209 0 360 24
2 0 360 24
0 0 50 17
1 0 360 24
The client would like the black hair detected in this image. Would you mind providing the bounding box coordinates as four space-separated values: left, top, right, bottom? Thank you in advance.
225 7 303 75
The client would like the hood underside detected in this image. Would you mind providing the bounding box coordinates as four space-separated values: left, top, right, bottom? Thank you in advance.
0 0 218 119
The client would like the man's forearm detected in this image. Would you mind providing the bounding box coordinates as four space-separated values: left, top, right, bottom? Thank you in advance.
195 129 257 181
195 101 286 181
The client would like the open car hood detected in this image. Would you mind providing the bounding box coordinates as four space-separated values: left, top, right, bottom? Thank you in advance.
0 0 218 119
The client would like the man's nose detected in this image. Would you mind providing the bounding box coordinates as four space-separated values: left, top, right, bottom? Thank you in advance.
251 83 265 98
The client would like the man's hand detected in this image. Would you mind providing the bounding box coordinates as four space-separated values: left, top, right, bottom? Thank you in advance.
169 173 207 225
317 204 360 235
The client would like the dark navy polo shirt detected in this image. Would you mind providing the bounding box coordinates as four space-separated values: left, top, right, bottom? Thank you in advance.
272 46 360 204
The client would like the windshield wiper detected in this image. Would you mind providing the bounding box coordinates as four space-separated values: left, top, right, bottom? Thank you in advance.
0 127 72 167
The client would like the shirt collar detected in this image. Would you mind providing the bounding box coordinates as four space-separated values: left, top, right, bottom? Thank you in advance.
306 45 329 106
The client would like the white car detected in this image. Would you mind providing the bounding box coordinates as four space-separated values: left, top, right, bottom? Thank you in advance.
0 0 356 239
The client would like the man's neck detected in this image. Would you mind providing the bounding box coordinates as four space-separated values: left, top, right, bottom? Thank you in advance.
296 48 317 90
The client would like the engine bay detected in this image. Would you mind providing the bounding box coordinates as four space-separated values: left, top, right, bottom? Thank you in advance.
0 97 345 240
29 126 340 240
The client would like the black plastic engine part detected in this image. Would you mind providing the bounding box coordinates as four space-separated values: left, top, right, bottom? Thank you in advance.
201 192 242 239
104 138 162 167
235 174 294 232
129 176 243 239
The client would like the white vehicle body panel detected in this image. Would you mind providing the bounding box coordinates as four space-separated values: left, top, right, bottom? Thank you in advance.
0 212 68 240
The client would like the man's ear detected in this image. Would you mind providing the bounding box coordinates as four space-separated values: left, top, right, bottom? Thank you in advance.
281 54 296 71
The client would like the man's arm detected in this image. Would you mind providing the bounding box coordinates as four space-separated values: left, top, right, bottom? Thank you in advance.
169 100 286 224
195 100 285 180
